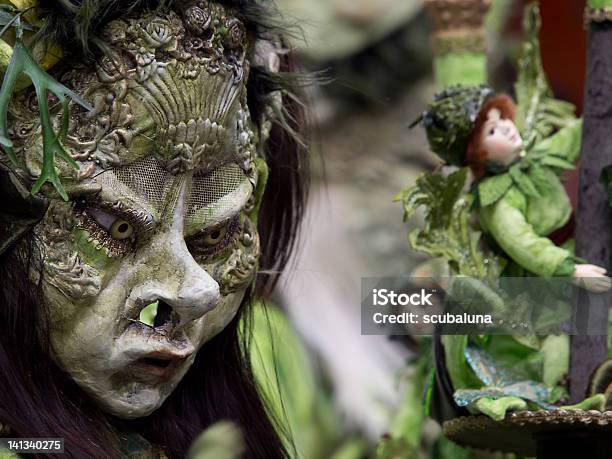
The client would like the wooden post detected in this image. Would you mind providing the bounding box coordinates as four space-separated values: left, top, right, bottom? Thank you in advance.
424 0 491 88
570 1 612 403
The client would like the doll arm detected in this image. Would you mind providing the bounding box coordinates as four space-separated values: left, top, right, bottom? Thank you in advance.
530 118 583 165
480 191 572 277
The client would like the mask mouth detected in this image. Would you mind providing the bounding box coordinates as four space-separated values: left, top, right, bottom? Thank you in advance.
140 357 172 368
133 350 191 378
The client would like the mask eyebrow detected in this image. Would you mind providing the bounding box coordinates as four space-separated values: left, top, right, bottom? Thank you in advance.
184 164 253 237
93 156 175 213
88 157 175 231
87 157 253 236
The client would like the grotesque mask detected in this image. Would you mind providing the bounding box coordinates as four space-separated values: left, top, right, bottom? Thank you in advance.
8 0 274 418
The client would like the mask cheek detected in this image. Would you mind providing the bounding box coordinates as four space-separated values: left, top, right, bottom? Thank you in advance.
35 201 104 301
186 290 245 349
200 215 260 295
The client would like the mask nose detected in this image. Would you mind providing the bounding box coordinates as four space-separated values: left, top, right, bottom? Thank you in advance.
136 180 221 325
155 242 221 325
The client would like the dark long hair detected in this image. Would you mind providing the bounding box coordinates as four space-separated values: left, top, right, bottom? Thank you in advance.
0 1 309 457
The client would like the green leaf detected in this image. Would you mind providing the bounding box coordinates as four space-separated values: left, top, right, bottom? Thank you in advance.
510 164 539 196
375 438 418 459
478 173 513 207
441 335 481 390
138 301 159 327
0 10 34 31
562 394 606 411
540 156 575 170
541 335 569 387
186 422 245 459
530 118 582 164
515 3 576 149
398 168 504 277
0 34 92 201
473 396 527 421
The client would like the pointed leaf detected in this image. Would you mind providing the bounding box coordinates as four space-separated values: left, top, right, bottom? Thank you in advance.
510 164 539 196
540 156 575 170
515 4 576 148
0 134 12 148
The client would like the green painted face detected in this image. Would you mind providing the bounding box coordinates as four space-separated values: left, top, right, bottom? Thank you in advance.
11 1 269 418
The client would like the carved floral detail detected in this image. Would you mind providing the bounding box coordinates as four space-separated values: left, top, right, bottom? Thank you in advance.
223 19 245 51
10 3 259 177
185 5 212 34
215 217 260 294
64 83 136 169
234 105 257 173
37 202 101 300
143 18 179 51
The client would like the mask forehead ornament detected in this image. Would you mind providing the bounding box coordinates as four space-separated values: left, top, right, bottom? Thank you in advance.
60 0 252 176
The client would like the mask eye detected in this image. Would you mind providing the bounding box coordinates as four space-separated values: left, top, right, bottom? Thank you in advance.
203 226 227 247
489 128 495 136
110 219 134 240
86 208 134 241
185 217 241 260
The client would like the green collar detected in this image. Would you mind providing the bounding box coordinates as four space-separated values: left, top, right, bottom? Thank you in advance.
477 150 573 207
478 172 514 207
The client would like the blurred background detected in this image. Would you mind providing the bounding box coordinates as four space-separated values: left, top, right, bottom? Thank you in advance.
254 1 589 457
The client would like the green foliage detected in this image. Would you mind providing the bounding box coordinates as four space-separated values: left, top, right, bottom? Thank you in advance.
395 169 503 278
430 436 476 459
248 302 358 459
514 2 576 151
0 9 92 201
419 85 493 167
186 421 245 459
375 437 419 459
138 301 158 327
390 350 431 447
0 4 33 31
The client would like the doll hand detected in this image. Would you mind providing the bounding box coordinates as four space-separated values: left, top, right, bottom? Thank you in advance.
572 264 612 293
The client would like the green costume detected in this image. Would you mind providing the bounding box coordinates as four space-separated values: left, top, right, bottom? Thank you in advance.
478 118 583 278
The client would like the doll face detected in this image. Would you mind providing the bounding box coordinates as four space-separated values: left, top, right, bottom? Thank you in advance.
12 3 265 418
479 108 523 166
